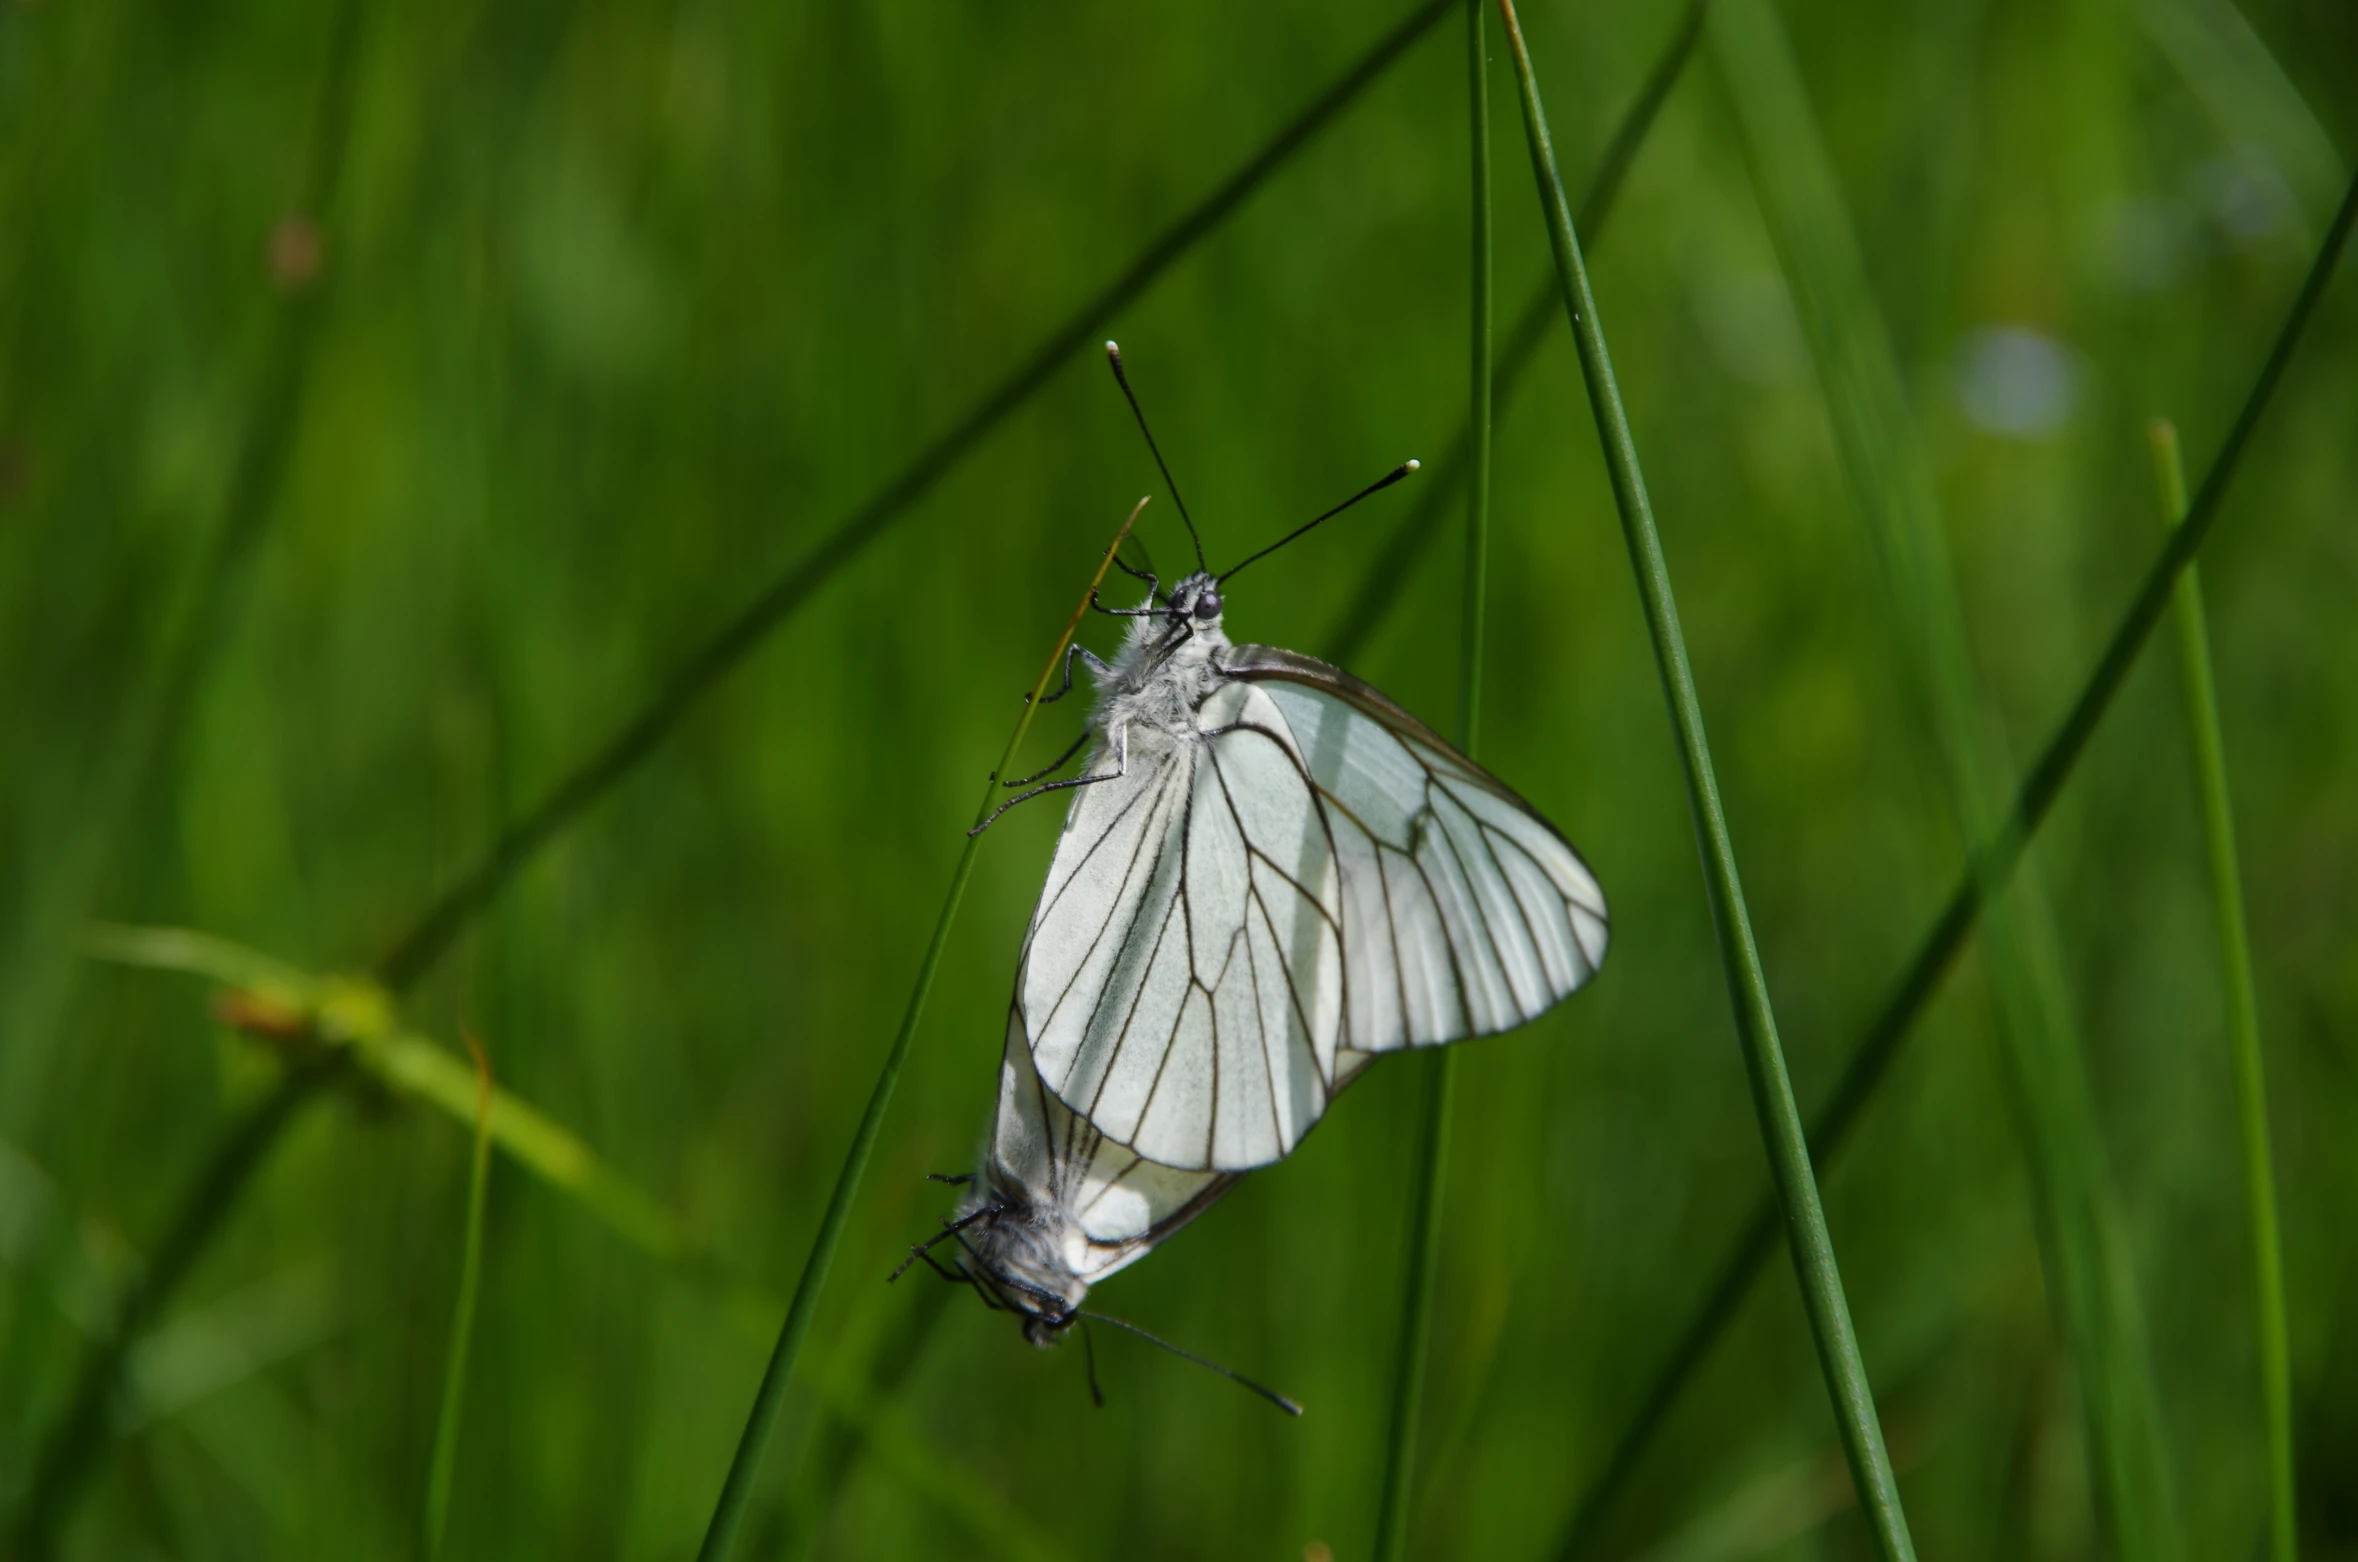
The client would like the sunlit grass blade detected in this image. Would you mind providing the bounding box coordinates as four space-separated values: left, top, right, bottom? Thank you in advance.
375 0 1461 997
82 927 687 1258
2149 417 2296 1562
422 1034 495 1562
1708 1 2178 1553
1370 6 1491 1557
1547 163 2358 1562
1496 4 1917 1557
692 498 1149 1562
1326 0 1705 666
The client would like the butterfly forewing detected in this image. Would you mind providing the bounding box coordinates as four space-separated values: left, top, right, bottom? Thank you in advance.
1019 641 1606 1174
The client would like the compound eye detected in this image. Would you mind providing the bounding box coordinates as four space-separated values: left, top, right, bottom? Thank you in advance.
1192 590 1222 621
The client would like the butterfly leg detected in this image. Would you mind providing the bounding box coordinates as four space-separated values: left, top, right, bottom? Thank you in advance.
1109 557 1161 606
909 1246 976 1287
886 1202 1002 1282
1002 729 1092 789
1089 586 1178 620
967 726 1128 837
1030 643 1113 707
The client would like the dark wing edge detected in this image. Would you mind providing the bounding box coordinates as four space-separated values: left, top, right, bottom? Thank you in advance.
1223 644 1559 825
1223 640 1607 921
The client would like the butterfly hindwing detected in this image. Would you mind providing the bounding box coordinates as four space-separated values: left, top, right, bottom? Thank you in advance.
988 1003 1235 1286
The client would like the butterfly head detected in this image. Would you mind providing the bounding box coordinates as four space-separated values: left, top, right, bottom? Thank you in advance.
1165 571 1225 637
957 1184 1090 1346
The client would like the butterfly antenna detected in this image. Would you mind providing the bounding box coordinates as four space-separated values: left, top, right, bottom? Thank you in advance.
1104 341 1208 575
1218 459 1419 584
1078 1308 1304 1416
1078 1317 1107 1409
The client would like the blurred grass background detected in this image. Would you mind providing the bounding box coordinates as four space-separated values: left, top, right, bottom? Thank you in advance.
2 0 2355 1557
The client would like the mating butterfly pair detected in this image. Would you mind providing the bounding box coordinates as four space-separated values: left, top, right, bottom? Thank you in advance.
894 346 1608 1406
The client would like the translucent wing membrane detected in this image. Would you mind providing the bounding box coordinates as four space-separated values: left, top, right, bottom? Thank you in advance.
985 1004 1236 1286
1019 645 1606 1172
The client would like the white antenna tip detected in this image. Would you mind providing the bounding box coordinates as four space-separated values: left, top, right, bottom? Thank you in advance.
1405 459 1421 471
1104 340 1120 353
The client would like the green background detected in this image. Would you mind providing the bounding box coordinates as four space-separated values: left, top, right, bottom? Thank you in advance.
2 0 2353 1556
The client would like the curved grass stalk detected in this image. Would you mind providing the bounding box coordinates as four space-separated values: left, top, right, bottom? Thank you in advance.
692 499 1149 1562
1496 4 1918 1556
1370 4 1491 1555
1546 164 2358 1562
2149 418 2296 1562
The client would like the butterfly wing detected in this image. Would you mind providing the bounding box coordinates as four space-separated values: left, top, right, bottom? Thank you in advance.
1020 678 1348 1171
987 1003 1237 1286
1020 645 1606 1174
1227 644 1609 1053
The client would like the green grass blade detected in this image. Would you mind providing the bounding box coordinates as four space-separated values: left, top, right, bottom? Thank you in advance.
2149 418 2297 1562
374 0 1460 997
1547 162 2358 1562
1708 1 2177 1552
81 928 689 1259
1371 9 1492 1556
1495 6 1917 1557
691 500 1148 1562
422 1037 496 1562
1326 0 1705 666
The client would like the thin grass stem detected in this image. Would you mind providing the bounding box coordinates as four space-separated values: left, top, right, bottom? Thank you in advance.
422 1036 496 1562
1496 5 1917 1555
375 0 1460 997
1547 164 2358 1562
692 500 1150 1562
1326 0 1705 667
2149 417 2296 1562
1370 7 1491 1556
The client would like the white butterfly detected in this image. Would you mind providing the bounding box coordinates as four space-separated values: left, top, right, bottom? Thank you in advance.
993 348 1609 1175
899 348 1604 1401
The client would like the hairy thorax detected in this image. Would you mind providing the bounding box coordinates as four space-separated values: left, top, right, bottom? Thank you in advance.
1093 612 1232 747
